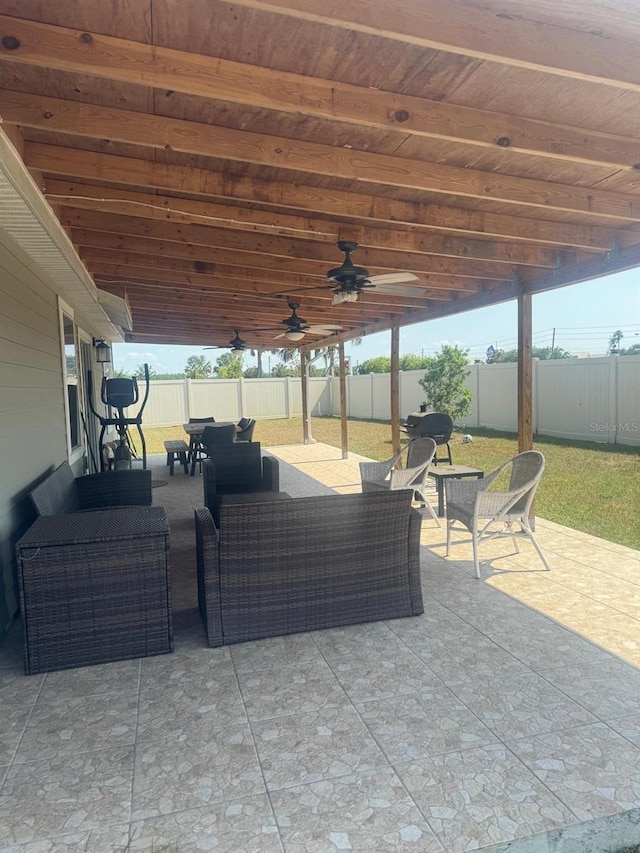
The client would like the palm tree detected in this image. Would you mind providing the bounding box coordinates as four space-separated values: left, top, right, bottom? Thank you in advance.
185 354 213 378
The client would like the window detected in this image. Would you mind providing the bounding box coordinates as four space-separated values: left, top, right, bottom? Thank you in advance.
61 310 81 453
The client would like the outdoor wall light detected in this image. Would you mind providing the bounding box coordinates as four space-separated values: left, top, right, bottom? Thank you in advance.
93 338 112 363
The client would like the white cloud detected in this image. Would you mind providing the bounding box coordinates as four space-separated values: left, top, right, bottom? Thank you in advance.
122 350 160 364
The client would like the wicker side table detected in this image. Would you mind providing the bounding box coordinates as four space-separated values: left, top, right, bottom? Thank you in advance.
16 506 172 674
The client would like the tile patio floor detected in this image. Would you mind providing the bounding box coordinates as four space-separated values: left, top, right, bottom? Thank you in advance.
0 444 639 852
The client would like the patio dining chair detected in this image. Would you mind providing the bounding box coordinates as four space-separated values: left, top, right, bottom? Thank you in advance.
445 450 551 579
190 423 236 475
359 437 440 525
236 417 256 442
187 415 215 465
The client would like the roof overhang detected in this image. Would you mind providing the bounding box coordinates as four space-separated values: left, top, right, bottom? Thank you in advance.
0 127 123 341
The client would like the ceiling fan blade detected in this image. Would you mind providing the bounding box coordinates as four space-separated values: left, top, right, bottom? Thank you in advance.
273 332 287 340
373 283 432 297
368 272 419 285
305 325 344 333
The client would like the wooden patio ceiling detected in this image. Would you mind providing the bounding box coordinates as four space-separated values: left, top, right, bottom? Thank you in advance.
1 0 639 352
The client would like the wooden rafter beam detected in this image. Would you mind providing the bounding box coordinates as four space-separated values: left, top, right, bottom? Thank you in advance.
2 93 639 221
230 0 640 92
27 144 618 251
83 251 466 305
1 15 638 168
88 263 454 313
46 180 559 268
60 208 516 280
78 230 489 292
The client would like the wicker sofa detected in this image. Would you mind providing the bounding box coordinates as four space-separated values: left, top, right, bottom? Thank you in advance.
195 489 423 647
30 460 152 516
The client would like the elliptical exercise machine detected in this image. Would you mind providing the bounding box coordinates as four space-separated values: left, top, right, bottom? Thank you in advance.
88 364 150 470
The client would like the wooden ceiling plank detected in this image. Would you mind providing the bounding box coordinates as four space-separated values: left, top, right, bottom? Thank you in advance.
27 144 618 250
88 262 449 309
61 208 516 280
2 14 639 169
82 247 478 297
522 241 640 294
228 0 640 91
48 179 559 267
97 278 407 321
3 93 640 220
76 229 487 291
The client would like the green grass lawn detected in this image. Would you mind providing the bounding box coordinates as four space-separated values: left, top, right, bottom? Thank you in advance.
142 417 640 550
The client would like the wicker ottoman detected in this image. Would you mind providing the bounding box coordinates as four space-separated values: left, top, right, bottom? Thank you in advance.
16 506 173 674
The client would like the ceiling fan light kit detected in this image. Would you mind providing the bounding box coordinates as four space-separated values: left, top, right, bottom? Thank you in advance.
332 290 360 305
284 330 306 341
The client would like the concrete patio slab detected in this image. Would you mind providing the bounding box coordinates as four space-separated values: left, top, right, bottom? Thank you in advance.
0 444 638 853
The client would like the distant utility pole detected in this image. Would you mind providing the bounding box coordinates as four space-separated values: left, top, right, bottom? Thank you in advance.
550 328 556 359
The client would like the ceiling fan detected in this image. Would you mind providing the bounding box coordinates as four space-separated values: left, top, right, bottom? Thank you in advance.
273 302 343 341
204 330 250 354
314 240 421 304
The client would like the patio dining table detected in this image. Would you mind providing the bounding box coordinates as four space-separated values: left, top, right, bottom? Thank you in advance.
182 421 238 437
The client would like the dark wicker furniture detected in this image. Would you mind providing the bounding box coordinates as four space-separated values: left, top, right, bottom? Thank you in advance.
16 506 172 674
30 461 152 516
236 418 256 442
195 489 422 647
202 444 280 505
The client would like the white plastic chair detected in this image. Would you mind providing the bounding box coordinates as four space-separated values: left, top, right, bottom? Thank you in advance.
360 437 440 525
445 450 551 578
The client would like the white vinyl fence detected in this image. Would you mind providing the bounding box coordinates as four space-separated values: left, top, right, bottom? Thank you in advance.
130 357 640 446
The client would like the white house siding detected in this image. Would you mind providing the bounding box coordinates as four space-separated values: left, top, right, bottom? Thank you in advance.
0 231 67 632
0 229 108 637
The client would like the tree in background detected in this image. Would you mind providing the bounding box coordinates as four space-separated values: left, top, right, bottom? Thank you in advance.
608 329 624 354
620 342 640 355
213 352 244 378
489 346 572 362
355 355 390 374
134 363 156 378
273 348 301 377
184 354 213 379
418 344 472 422
399 354 432 371
354 354 431 374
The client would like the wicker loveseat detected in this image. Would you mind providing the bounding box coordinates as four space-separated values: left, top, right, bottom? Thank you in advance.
30 460 152 516
195 489 423 647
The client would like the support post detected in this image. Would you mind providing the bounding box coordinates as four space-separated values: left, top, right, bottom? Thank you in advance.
517 292 533 453
390 326 401 459
338 342 348 459
301 350 312 444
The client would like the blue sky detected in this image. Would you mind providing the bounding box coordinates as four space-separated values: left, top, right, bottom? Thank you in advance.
112 268 640 374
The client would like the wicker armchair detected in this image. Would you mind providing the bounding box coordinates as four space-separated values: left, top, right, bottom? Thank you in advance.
195 489 423 646
30 461 152 516
445 450 551 578
202 442 279 510
360 437 440 525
